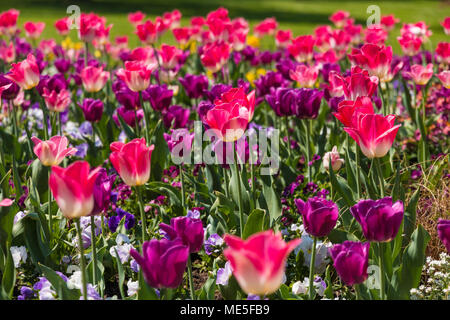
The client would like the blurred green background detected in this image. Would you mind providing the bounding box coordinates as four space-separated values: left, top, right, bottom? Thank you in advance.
1 0 449 53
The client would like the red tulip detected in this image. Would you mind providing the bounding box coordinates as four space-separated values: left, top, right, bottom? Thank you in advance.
333 96 375 127
31 135 77 166
54 17 70 36
200 41 230 73
348 44 393 82
223 230 300 295
5 53 40 90
344 113 401 159
49 161 101 219
275 29 292 49
288 35 315 63
436 42 450 66
109 138 155 186
0 9 20 37
253 17 277 37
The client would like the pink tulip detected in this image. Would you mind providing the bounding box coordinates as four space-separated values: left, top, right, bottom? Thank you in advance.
79 13 104 43
0 198 14 207
49 161 102 219
397 32 422 56
42 88 71 113
0 42 15 63
5 53 40 90
329 10 350 28
436 42 450 66
80 66 110 93
24 21 45 39
200 41 230 73
223 230 301 295
333 96 375 127
290 64 319 88
109 138 155 186
275 29 292 49
344 113 401 159
348 44 393 82
323 146 345 171
158 44 183 70
437 70 450 89
204 88 254 142
253 17 278 38
136 20 158 45
31 135 77 166
405 64 433 86
442 17 450 35
0 9 20 37
128 11 146 27
54 17 70 36
288 35 315 63
116 61 153 92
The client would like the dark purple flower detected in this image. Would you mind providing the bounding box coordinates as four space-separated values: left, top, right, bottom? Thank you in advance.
294 196 339 237
350 197 404 242
329 241 370 286
179 74 209 99
204 84 232 102
254 71 289 97
266 87 297 116
163 105 190 129
36 73 68 95
113 106 144 127
276 58 297 79
0 74 20 100
79 98 104 122
107 215 120 233
130 239 189 289
437 219 450 253
159 216 204 253
292 88 324 119
92 168 116 215
142 84 173 112
321 63 341 83
18 286 34 300
54 58 71 73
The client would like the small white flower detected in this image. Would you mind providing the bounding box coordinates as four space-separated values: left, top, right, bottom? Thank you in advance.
10 246 27 268
127 279 139 296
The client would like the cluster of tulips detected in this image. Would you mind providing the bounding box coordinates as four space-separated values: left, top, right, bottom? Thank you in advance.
0 6 449 301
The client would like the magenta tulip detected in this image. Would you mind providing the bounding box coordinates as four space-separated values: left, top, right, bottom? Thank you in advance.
295 196 339 237
160 216 204 253
329 241 370 286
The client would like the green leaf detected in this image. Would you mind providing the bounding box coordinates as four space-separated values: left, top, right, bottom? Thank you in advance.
403 189 420 246
0 201 17 254
242 209 269 239
114 247 126 299
198 275 216 300
390 225 430 299
324 265 333 299
259 174 281 226
0 248 16 300
137 270 159 300
329 167 356 207
150 122 169 181
39 263 80 300
117 114 137 140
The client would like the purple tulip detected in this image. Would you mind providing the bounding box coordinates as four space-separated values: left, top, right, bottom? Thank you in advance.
54 58 71 73
350 197 404 242
276 58 297 79
164 130 194 157
130 239 189 289
293 88 324 119
113 106 144 127
294 196 339 237
266 87 297 117
92 168 116 215
142 84 173 112
159 216 204 253
36 73 68 95
204 84 232 103
329 241 370 286
254 71 289 97
197 100 214 122
0 74 20 100
163 105 190 129
437 219 450 253
320 63 341 83
79 98 104 122
179 74 209 99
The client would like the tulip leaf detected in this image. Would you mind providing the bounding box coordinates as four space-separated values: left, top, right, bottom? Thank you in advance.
390 225 430 299
150 122 169 181
0 248 16 300
259 174 281 226
114 247 126 300
242 209 269 239
329 166 355 207
39 263 81 300
117 114 137 140
229 162 251 214
0 201 18 254
198 275 216 300
205 165 222 193
344 147 357 194
403 188 420 246
137 271 159 300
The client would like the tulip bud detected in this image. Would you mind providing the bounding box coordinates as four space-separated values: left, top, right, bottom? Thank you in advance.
323 146 344 171
79 98 104 122
294 196 339 237
329 241 370 286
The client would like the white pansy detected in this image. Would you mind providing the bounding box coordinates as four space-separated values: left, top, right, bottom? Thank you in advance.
10 246 27 268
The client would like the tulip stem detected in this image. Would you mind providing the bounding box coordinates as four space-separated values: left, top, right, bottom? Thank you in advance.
233 141 244 238
222 167 229 198
139 91 150 143
375 158 385 198
135 186 147 247
285 117 291 158
379 82 386 116
308 236 317 300
90 216 98 292
84 42 89 67
187 255 195 300
76 218 88 300
179 165 185 208
305 119 312 182
378 242 386 300
47 169 53 240
355 145 361 199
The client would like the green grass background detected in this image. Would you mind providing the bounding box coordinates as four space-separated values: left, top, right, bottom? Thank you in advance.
1 0 449 53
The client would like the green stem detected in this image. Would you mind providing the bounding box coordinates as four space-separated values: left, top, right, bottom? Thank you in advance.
378 242 386 300
90 216 98 290
379 82 386 116
308 237 317 300
136 186 147 247
305 119 312 182
375 158 385 198
187 255 195 300
222 166 229 198
76 219 88 300
139 91 150 143
285 116 292 158
233 141 244 238
179 165 185 208
84 42 89 67
355 145 361 199
48 169 52 240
